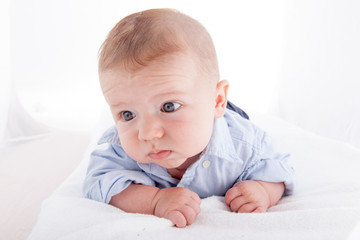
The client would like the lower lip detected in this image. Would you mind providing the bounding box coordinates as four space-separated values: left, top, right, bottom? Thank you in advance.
148 150 172 160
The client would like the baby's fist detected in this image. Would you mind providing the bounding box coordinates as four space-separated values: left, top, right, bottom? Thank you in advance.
152 187 201 228
225 180 270 213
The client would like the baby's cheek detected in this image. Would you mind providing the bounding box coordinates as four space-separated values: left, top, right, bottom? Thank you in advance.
120 138 144 162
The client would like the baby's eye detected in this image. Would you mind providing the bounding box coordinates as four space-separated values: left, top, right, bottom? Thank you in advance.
161 102 181 113
120 111 136 121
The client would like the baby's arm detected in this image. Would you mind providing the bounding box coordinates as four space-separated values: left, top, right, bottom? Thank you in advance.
225 180 284 213
109 183 201 228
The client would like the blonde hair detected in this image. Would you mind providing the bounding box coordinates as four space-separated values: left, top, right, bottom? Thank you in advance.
98 8 219 81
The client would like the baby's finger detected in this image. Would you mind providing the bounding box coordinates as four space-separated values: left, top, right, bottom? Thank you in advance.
237 203 257 213
252 206 266 213
229 196 248 212
181 204 199 225
190 191 201 204
225 187 242 206
168 211 187 228
188 197 201 215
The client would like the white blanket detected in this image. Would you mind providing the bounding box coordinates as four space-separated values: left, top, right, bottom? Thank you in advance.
28 114 360 240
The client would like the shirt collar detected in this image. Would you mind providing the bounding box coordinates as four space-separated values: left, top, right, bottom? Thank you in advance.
98 125 121 145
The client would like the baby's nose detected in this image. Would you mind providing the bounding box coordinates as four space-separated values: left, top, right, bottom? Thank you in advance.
138 116 164 141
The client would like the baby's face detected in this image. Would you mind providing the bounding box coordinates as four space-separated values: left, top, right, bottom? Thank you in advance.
100 53 223 170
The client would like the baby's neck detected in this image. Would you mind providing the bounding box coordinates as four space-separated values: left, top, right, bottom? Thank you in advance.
167 153 201 179
167 168 186 179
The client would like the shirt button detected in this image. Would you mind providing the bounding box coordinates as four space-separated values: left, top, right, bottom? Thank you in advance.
202 160 211 168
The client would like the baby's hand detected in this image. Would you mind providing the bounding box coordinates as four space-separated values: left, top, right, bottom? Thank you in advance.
225 180 270 213
152 187 201 228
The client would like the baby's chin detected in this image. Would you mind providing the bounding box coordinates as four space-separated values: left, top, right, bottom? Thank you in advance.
165 154 201 170
156 159 188 170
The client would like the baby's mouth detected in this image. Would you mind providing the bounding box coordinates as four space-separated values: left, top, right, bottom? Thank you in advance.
148 150 172 160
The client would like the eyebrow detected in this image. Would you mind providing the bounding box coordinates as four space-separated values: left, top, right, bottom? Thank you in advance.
154 89 187 98
108 89 187 108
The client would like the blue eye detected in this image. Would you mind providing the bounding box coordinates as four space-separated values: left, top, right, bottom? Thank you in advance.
161 102 181 113
120 111 136 121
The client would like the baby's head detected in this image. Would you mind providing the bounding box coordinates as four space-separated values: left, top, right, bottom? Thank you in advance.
99 8 219 82
98 9 229 172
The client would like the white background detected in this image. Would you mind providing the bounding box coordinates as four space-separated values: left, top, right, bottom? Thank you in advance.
9 0 286 131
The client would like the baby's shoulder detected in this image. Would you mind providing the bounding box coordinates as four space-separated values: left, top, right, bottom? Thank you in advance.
224 109 266 151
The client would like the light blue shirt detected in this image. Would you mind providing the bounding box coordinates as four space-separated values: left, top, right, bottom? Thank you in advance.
83 109 295 203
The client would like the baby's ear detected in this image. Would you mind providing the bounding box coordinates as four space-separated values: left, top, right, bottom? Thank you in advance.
214 80 229 118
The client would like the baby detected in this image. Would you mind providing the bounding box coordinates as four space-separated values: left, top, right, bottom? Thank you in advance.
83 8 295 228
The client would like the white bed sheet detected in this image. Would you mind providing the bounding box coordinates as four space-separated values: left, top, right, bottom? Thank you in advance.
0 130 90 240
28 113 360 240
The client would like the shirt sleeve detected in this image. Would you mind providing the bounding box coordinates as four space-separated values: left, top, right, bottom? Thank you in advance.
238 132 296 196
82 142 156 203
